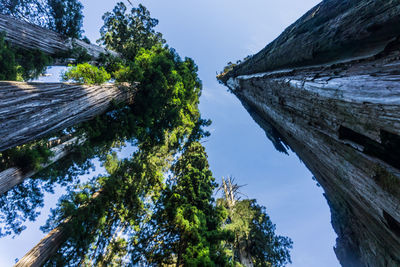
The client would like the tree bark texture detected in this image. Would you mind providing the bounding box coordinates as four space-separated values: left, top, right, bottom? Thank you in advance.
0 14 118 61
220 0 400 266
0 136 84 196
229 57 400 266
0 81 132 152
14 221 68 267
220 0 400 83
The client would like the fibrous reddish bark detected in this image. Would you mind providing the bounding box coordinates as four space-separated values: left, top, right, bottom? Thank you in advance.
0 81 132 152
220 0 400 266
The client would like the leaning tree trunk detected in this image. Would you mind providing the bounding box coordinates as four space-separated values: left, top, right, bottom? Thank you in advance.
219 0 400 266
0 136 84 196
0 81 132 152
0 14 118 61
14 191 102 267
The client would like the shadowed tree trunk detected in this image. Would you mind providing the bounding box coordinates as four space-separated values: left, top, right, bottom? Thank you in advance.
0 136 84 196
0 14 118 61
219 0 400 266
0 81 132 152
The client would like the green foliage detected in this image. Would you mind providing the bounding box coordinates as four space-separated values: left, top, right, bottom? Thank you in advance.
0 140 56 238
248 201 292 267
0 33 51 81
219 197 293 267
0 31 205 240
98 2 165 60
62 63 111 84
47 0 83 38
42 138 176 266
97 53 126 78
69 43 92 64
14 47 52 80
117 46 203 146
0 33 17 80
0 141 53 173
134 142 229 266
0 0 83 38
0 150 91 238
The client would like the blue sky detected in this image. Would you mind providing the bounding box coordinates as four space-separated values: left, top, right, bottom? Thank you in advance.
0 1 339 266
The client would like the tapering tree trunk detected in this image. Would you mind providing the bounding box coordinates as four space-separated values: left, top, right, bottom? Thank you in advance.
14 221 69 267
0 14 118 61
0 81 132 152
0 136 84 195
220 0 400 266
15 191 102 266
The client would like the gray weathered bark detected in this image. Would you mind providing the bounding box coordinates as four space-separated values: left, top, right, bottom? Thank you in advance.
0 14 118 61
238 246 253 267
219 0 400 266
220 0 400 82
0 136 84 196
0 81 132 152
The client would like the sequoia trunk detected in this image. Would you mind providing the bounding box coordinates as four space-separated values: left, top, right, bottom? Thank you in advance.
14 222 68 267
219 0 400 265
0 14 118 61
0 81 132 152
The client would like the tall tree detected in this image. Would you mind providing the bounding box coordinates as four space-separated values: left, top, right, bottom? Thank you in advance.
16 135 174 266
0 23 204 238
219 177 293 267
135 142 229 266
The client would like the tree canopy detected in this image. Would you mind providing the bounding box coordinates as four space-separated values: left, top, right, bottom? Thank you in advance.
133 142 230 266
98 2 165 60
218 178 293 267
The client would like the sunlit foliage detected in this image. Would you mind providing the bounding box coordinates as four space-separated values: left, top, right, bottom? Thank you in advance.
133 142 230 266
62 63 111 84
